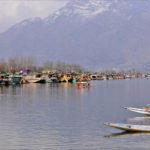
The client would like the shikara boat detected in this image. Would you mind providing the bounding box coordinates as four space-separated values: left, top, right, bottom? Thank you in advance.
104 122 150 132
124 107 150 115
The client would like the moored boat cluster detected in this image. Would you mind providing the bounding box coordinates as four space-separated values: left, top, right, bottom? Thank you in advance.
0 69 148 86
0 69 91 85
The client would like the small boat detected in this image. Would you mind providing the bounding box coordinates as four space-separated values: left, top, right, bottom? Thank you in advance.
46 77 60 83
9 75 23 84
104 122 150 132
124 107 150 115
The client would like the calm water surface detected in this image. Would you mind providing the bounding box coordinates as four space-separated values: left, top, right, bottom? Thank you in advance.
0 79 150 149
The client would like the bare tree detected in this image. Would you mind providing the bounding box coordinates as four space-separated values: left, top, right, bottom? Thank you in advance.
0 59 7 72
43 61 53 70
8 57 17 73
55 61 66 71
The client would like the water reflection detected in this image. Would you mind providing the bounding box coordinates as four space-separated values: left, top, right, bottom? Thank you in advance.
0 80 150 149
127 117 150 122
0 83 92 98
0 83 88 149
104 131 150 138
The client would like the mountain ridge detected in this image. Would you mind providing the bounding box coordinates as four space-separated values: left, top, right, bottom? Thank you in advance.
0 0 150 70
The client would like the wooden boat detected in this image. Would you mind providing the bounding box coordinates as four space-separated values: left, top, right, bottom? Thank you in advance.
25 74 46 83
46 77 60 83
104 122 150 132
9 75 24 84
124 107 150 115
0 74 12 85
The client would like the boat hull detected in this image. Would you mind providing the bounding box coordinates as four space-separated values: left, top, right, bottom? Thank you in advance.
27 79 46 83
124 107 150 115
105 123 150 132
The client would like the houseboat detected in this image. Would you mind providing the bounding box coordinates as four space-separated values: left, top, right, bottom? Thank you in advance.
25 73 46 83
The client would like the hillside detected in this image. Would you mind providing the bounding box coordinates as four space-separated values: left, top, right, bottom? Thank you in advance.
0 0 150 70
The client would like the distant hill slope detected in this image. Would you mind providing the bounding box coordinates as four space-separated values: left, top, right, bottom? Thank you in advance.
0 0 150 70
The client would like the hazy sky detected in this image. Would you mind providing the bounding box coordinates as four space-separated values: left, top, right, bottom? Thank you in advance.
0 0 68 33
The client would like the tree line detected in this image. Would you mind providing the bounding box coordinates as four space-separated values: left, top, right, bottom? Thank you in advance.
0 56 86 73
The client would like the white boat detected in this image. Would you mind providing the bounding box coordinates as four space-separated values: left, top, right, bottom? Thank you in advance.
25 74 46 83
105 122 150 132
124 107 150 115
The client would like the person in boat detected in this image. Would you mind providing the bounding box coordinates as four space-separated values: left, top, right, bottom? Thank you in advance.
145 107 150 110
145 104 150 110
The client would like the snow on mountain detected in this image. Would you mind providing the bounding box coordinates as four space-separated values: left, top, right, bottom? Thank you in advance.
64 0 111 17
46 0 112 22
0 0 150 70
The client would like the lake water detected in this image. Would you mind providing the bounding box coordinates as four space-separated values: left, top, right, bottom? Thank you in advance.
0 79 150 149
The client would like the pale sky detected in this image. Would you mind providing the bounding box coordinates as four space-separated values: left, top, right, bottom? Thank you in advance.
0 0 68 33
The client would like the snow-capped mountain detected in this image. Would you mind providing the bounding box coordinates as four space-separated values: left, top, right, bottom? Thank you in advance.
47 0 111 20
0 0 150 70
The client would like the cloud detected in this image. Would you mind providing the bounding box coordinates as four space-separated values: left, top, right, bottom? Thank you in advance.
0 0 68 33
0 2 19 19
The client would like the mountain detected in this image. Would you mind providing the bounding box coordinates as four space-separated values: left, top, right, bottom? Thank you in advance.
0 0 150 70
